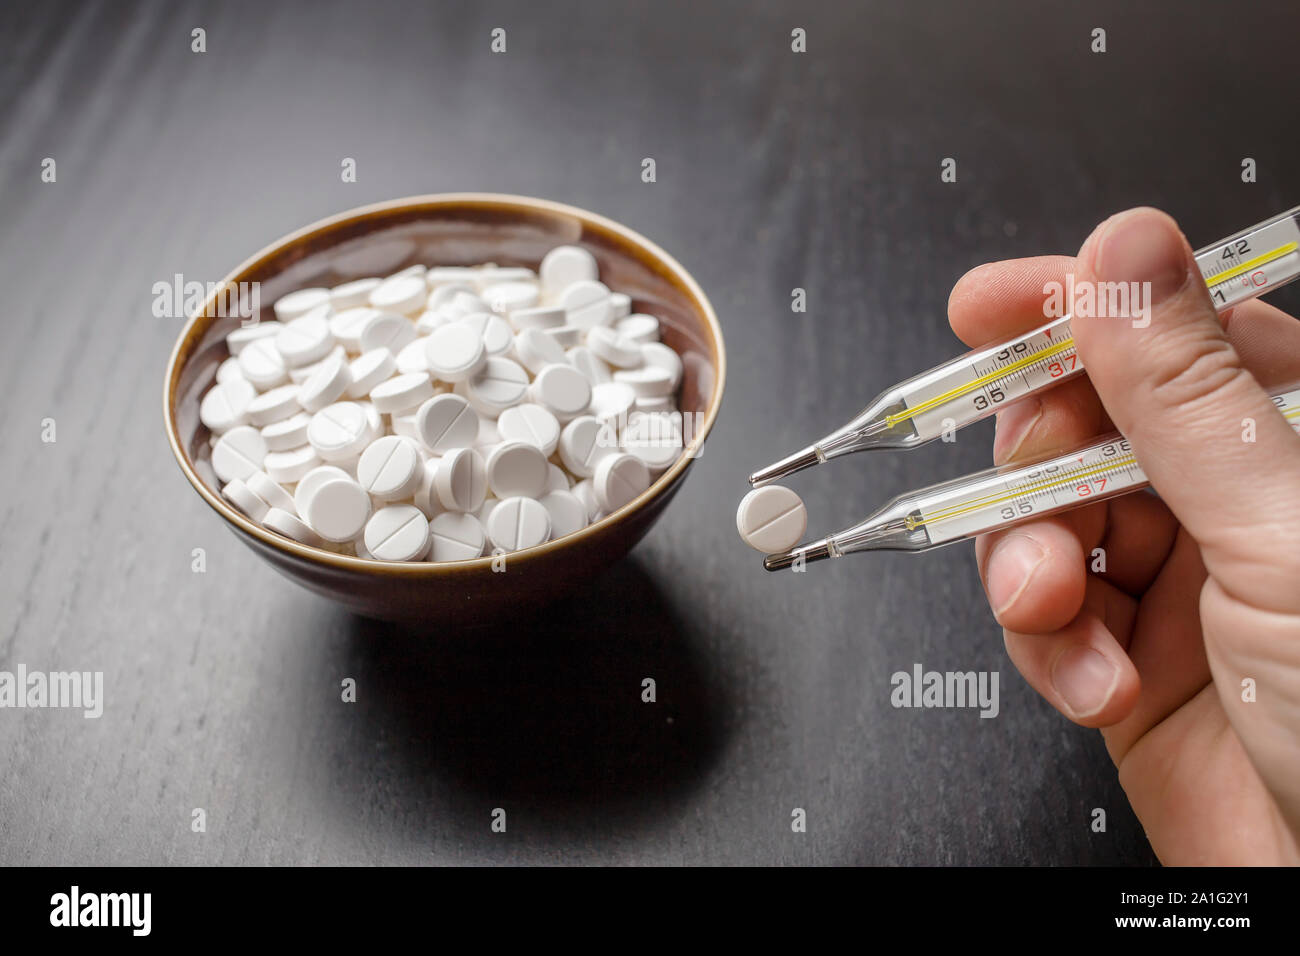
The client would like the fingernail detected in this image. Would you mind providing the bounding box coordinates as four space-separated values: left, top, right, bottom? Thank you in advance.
992 397 1042 465
1051 646 1119 718
987 533 1045 618
1093 209 1191 305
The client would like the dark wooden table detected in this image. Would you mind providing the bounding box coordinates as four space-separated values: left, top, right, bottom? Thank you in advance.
3 0 1297 865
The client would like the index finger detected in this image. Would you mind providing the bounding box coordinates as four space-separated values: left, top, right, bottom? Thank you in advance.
947 255 1077 347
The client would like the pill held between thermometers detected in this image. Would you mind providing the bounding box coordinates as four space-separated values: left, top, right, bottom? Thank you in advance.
735 485 807 554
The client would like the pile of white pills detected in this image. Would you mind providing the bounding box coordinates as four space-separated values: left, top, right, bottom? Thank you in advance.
200 246 689 562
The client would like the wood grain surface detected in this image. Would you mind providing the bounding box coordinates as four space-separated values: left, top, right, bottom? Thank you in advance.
2 0 1298 865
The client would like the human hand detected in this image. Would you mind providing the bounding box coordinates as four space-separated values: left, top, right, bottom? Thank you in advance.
948 207 1300 865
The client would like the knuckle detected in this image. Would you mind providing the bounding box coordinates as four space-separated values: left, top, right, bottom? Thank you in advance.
1145 326 1247 413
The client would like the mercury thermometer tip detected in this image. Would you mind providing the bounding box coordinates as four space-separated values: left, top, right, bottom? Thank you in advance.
749 445 823 487
763 538 835 572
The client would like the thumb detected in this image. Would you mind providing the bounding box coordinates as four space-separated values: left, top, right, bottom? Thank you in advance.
1071 207 1300 613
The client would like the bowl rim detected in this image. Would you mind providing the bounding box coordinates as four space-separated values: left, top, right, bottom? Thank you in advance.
163 192 726 574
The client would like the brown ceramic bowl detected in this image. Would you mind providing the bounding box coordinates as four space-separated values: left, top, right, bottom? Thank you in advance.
164 194 725 624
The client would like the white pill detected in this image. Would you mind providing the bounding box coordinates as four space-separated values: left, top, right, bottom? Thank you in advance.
608 292 632 319
392 264 427 280
482 280 540 315
472 267 537 289
622 412 682 471
298 350 353 413
421 310 457 335
510 304 566 331
295 464 352 516
485 440 549 499
425 322 487 382
262 411 311 452
641 341 683 389
222 477 269 521
736 486 807 554
307 402 372 462
226 321 282 356
513 327 566 375
477 497 500 524
346 347 397 398
246 383 302 426
539 489 586 539
330 307 381 352
546 463 570 492
616 313 660 344
264 445 320 483
594 452 650 513
588 381 637 431
544 325 583 349
427 281 474 309
426 512 486 561
413 459 445 519
364 505 431 562
557 415 618 477
211 425 267 483
304 477 372 543
540 246 599 295
359 311 417 354
330 277 382 310
586 325 643 368
262 507 324 547
442 291 490 319
572 479 600 522
435 446 488 512
275 313 335 367
357 435 423 501
370 372 434 414
238 337 289 389
458 311 514 356
415 393 479 453
560 279 612 330
567 345 612 386
273 287 330 322
613 365 675 399
460 357 529 415
395 337 430 374
200 377 257 433
475 415 502 454
384 409 413 442
635 395 675 413
246 469 296 514
289 344 345 385
486 496 552 552
216 356 245 384
427 268 480 288
530 363 592 421
497 403 560 457
368 273 427 315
